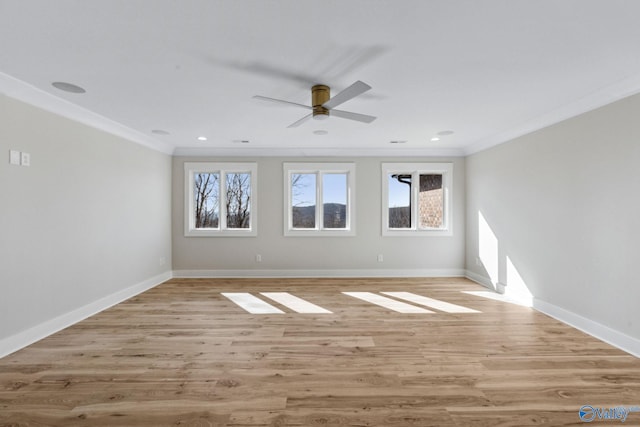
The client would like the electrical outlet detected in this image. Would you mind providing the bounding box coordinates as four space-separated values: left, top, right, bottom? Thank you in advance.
377 254 384 262
255 254 262 263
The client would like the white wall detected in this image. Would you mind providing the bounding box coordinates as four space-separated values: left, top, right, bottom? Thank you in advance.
0 95 172 355
465 93 640 351
172 156 466 276
3 85 638 357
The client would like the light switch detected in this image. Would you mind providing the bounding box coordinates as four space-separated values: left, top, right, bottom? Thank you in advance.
20 152 30 167
9 150 21 165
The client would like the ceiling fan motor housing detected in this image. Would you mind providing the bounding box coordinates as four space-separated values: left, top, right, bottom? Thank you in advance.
312 84 330 119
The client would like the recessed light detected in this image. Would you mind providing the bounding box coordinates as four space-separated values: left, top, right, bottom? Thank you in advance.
313 130 328 135
151 129 170 135
197 136 208 141
390 140 407 144
437 130 454 136
51 81 86 93
430 137 440 142
232 139 250 144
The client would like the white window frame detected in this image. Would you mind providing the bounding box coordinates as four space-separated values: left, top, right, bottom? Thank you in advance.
184 162 258 237
381 162 453 237
284 162 356 237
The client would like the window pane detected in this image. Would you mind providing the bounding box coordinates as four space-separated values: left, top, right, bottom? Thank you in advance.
291 173 316 229
194 173 219 229
418 174 443 229
323 173 347 229
225 172 251 229
388 174 411 228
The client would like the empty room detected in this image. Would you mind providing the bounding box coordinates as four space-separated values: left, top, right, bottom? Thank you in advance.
1 1 640 426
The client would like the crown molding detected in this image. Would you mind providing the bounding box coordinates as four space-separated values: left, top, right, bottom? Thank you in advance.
464 73 640 156
6 68 640 160
0 71 173 155
172 146 466 158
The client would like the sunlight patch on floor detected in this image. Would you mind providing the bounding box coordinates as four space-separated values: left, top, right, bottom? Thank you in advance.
342 292 433 313
260 292 333 314
463 290 533 308
221 292 285 314
382 291 481 313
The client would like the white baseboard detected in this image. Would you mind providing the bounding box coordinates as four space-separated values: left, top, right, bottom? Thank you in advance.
173 268 467 278
0 271 172 359
9 269 635 360
465 270 639 358
533 298 640 358
464 270 496 290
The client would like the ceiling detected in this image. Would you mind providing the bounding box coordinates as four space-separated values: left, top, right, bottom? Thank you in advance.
2 1 640 157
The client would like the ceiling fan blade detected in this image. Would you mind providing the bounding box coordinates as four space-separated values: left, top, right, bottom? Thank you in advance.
209 58 320 86
330 109 376 123
287 113 313 128
322 80 372 109
253 95 312 110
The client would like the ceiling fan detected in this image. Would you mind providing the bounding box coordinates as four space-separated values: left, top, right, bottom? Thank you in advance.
253 80 376 128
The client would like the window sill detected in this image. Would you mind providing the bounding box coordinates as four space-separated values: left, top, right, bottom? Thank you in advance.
382 228 452 237
284 229 356 237
185 229 257 237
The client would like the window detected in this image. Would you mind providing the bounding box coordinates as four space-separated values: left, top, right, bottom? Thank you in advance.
381 162 453 236
284 162 355 236
184 162 257 236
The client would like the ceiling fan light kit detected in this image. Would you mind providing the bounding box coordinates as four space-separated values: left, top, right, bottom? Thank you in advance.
311 84 330 120
254 80 376 128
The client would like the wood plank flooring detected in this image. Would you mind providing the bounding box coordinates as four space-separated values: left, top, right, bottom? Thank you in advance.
1 277 639 426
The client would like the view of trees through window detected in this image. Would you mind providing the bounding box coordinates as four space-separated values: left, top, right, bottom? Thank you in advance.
388 173 443 229
225 173 251 228
291 172 347 229
194 173 219 228
194 171 251 229
188 162 448 236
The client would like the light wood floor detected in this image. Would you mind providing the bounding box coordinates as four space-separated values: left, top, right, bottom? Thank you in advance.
1 277 639 426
